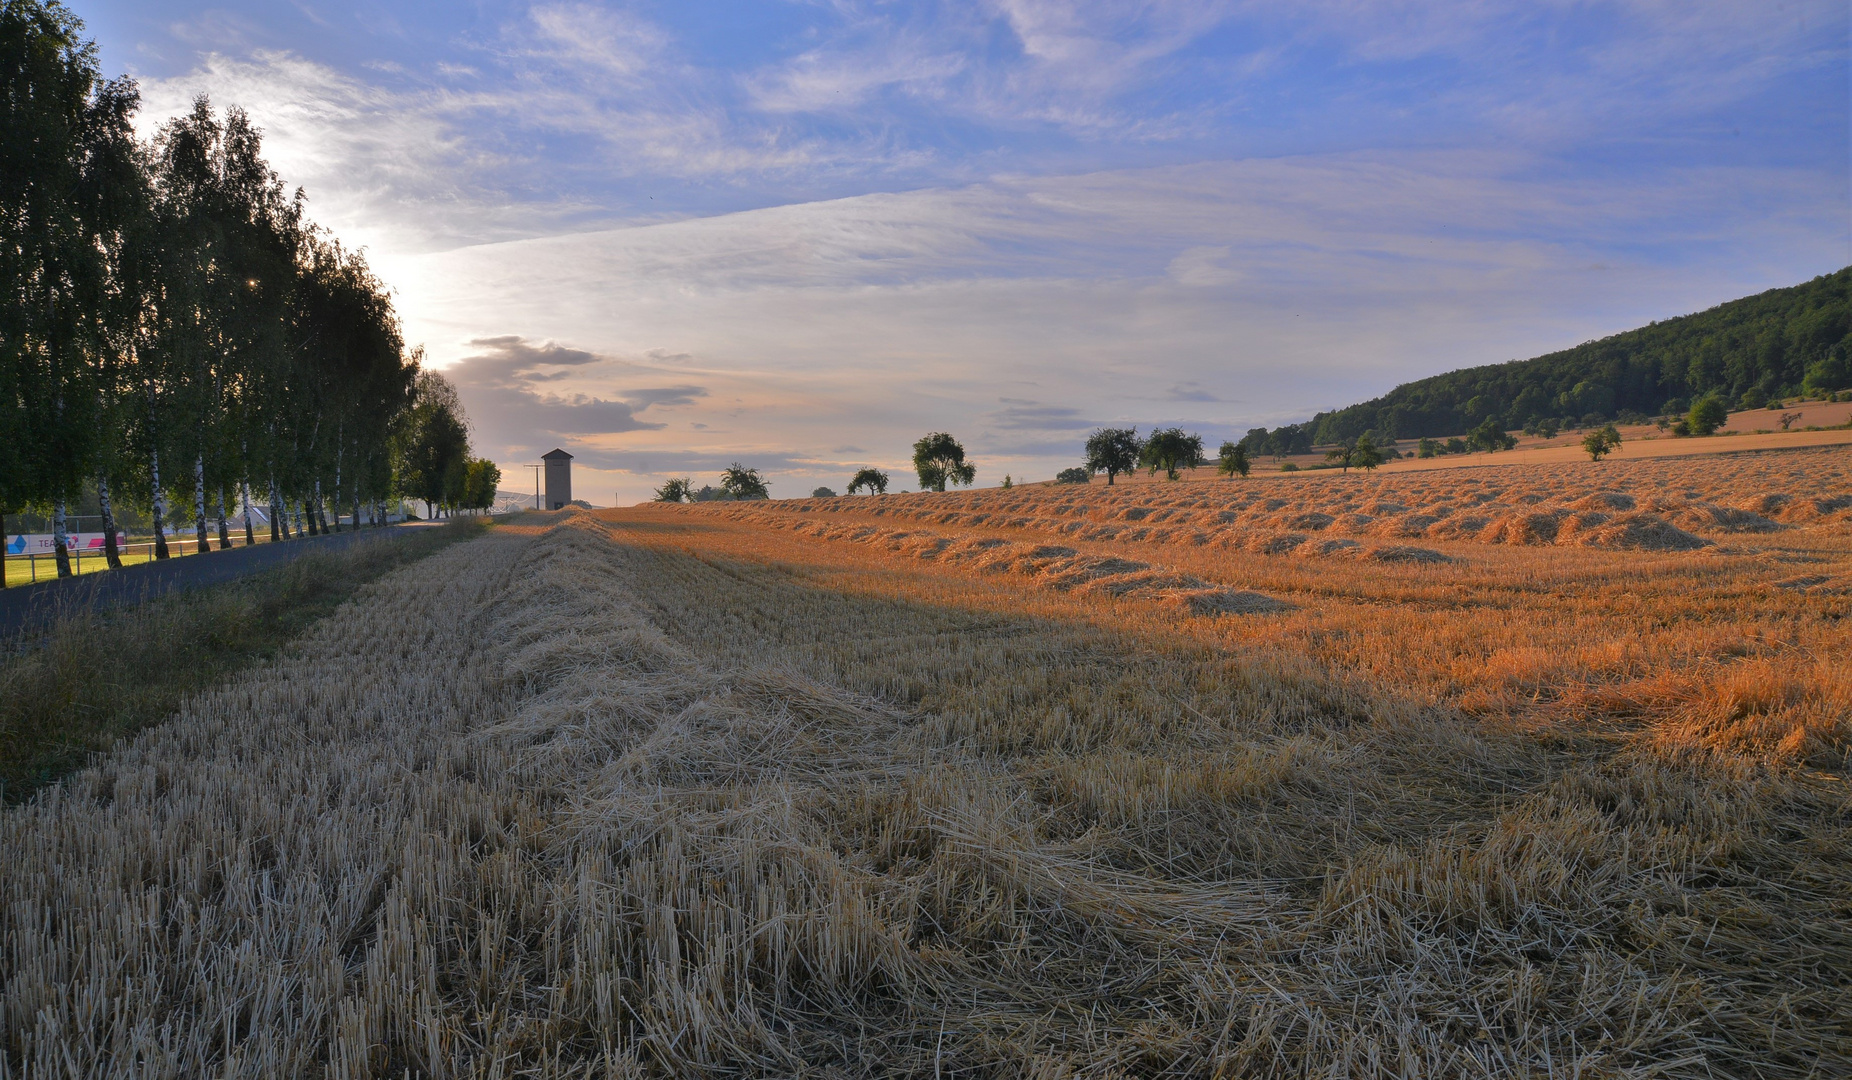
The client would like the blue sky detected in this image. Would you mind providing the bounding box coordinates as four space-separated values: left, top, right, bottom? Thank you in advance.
85 0 1849 502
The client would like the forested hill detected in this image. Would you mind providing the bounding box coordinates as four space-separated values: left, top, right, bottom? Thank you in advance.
1246 268 1851 453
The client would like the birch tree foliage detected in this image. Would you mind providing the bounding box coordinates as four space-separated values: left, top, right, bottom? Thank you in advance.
0 0 130 527
2 1 458 572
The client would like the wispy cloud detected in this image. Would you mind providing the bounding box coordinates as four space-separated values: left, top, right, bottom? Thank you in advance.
986 399 1101 431
397 149 1842 501
106 0 1846 505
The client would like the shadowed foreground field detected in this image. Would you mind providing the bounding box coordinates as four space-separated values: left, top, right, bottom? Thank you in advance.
3 448 1848 1076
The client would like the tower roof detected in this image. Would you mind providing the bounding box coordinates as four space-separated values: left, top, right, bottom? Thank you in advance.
542 448 573 461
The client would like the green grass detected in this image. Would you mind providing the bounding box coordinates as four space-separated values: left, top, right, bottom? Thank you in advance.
0 518 487 802
4 535 272 587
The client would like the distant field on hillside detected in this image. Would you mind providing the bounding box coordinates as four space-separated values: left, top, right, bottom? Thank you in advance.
1115 399 1851 482
5 446 1848 1075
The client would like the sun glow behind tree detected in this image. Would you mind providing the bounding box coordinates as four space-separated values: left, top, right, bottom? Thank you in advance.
1 1 484 580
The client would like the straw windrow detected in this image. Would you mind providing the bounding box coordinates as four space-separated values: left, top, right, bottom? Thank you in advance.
4 458 1849 1075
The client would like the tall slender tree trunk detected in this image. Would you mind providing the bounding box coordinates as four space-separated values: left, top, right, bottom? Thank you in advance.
216 487 230 549
0 511 6 588
52 501 72 578
193 455 209 554
268 480 283 542
292 500 305 537
97 474 123 569
150 447 169 559
241 484 254 546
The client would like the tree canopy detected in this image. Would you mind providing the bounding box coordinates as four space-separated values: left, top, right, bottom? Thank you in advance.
1139 428 1204 481
1687 394 1729 436
1217 441 1250 478
1084 428 1140 485
1581 425 1621 461
720 463 769 499
846 467 889 495
1 2 470 577
912 433 975 492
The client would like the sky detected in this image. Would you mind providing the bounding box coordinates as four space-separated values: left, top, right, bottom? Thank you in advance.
82 0 1850 504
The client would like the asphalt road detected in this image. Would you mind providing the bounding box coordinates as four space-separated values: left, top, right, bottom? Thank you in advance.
0 523 438 638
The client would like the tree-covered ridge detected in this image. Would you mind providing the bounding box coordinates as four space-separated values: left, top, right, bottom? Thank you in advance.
1244 268 1851 454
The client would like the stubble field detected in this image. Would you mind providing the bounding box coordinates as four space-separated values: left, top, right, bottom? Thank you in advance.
3 447 1849 1077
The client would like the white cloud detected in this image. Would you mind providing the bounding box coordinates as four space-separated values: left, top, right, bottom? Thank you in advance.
134 51 484 254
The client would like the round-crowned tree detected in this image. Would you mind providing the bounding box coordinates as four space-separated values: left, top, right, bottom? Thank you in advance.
1217 441 1250 477
912 433 976 492
719 463 769 499
1687 395 1729 436
1139 428 1204 480
1582 425 1622 461
653 477 692 502
847 467 889 494
1084 427 1140 485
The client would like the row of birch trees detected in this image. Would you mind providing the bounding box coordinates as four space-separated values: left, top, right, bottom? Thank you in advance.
3 1 489 582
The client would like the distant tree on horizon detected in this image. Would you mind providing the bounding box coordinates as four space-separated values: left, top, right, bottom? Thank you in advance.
654 477 692 502
811 486 837 498
847 467 889 494
1085 428 1140 484
719 463 769 499
1054 466 1090 484
912 433 976 492
1324 435 1382 473
1140 428 1204 481
1217 441 1250 477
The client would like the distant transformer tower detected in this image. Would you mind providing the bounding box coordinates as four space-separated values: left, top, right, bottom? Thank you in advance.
543 448 573 510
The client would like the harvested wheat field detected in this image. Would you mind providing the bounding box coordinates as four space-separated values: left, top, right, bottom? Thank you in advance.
4 447 1850 1077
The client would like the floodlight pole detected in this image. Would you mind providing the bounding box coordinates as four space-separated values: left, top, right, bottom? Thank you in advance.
526 464 543 509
